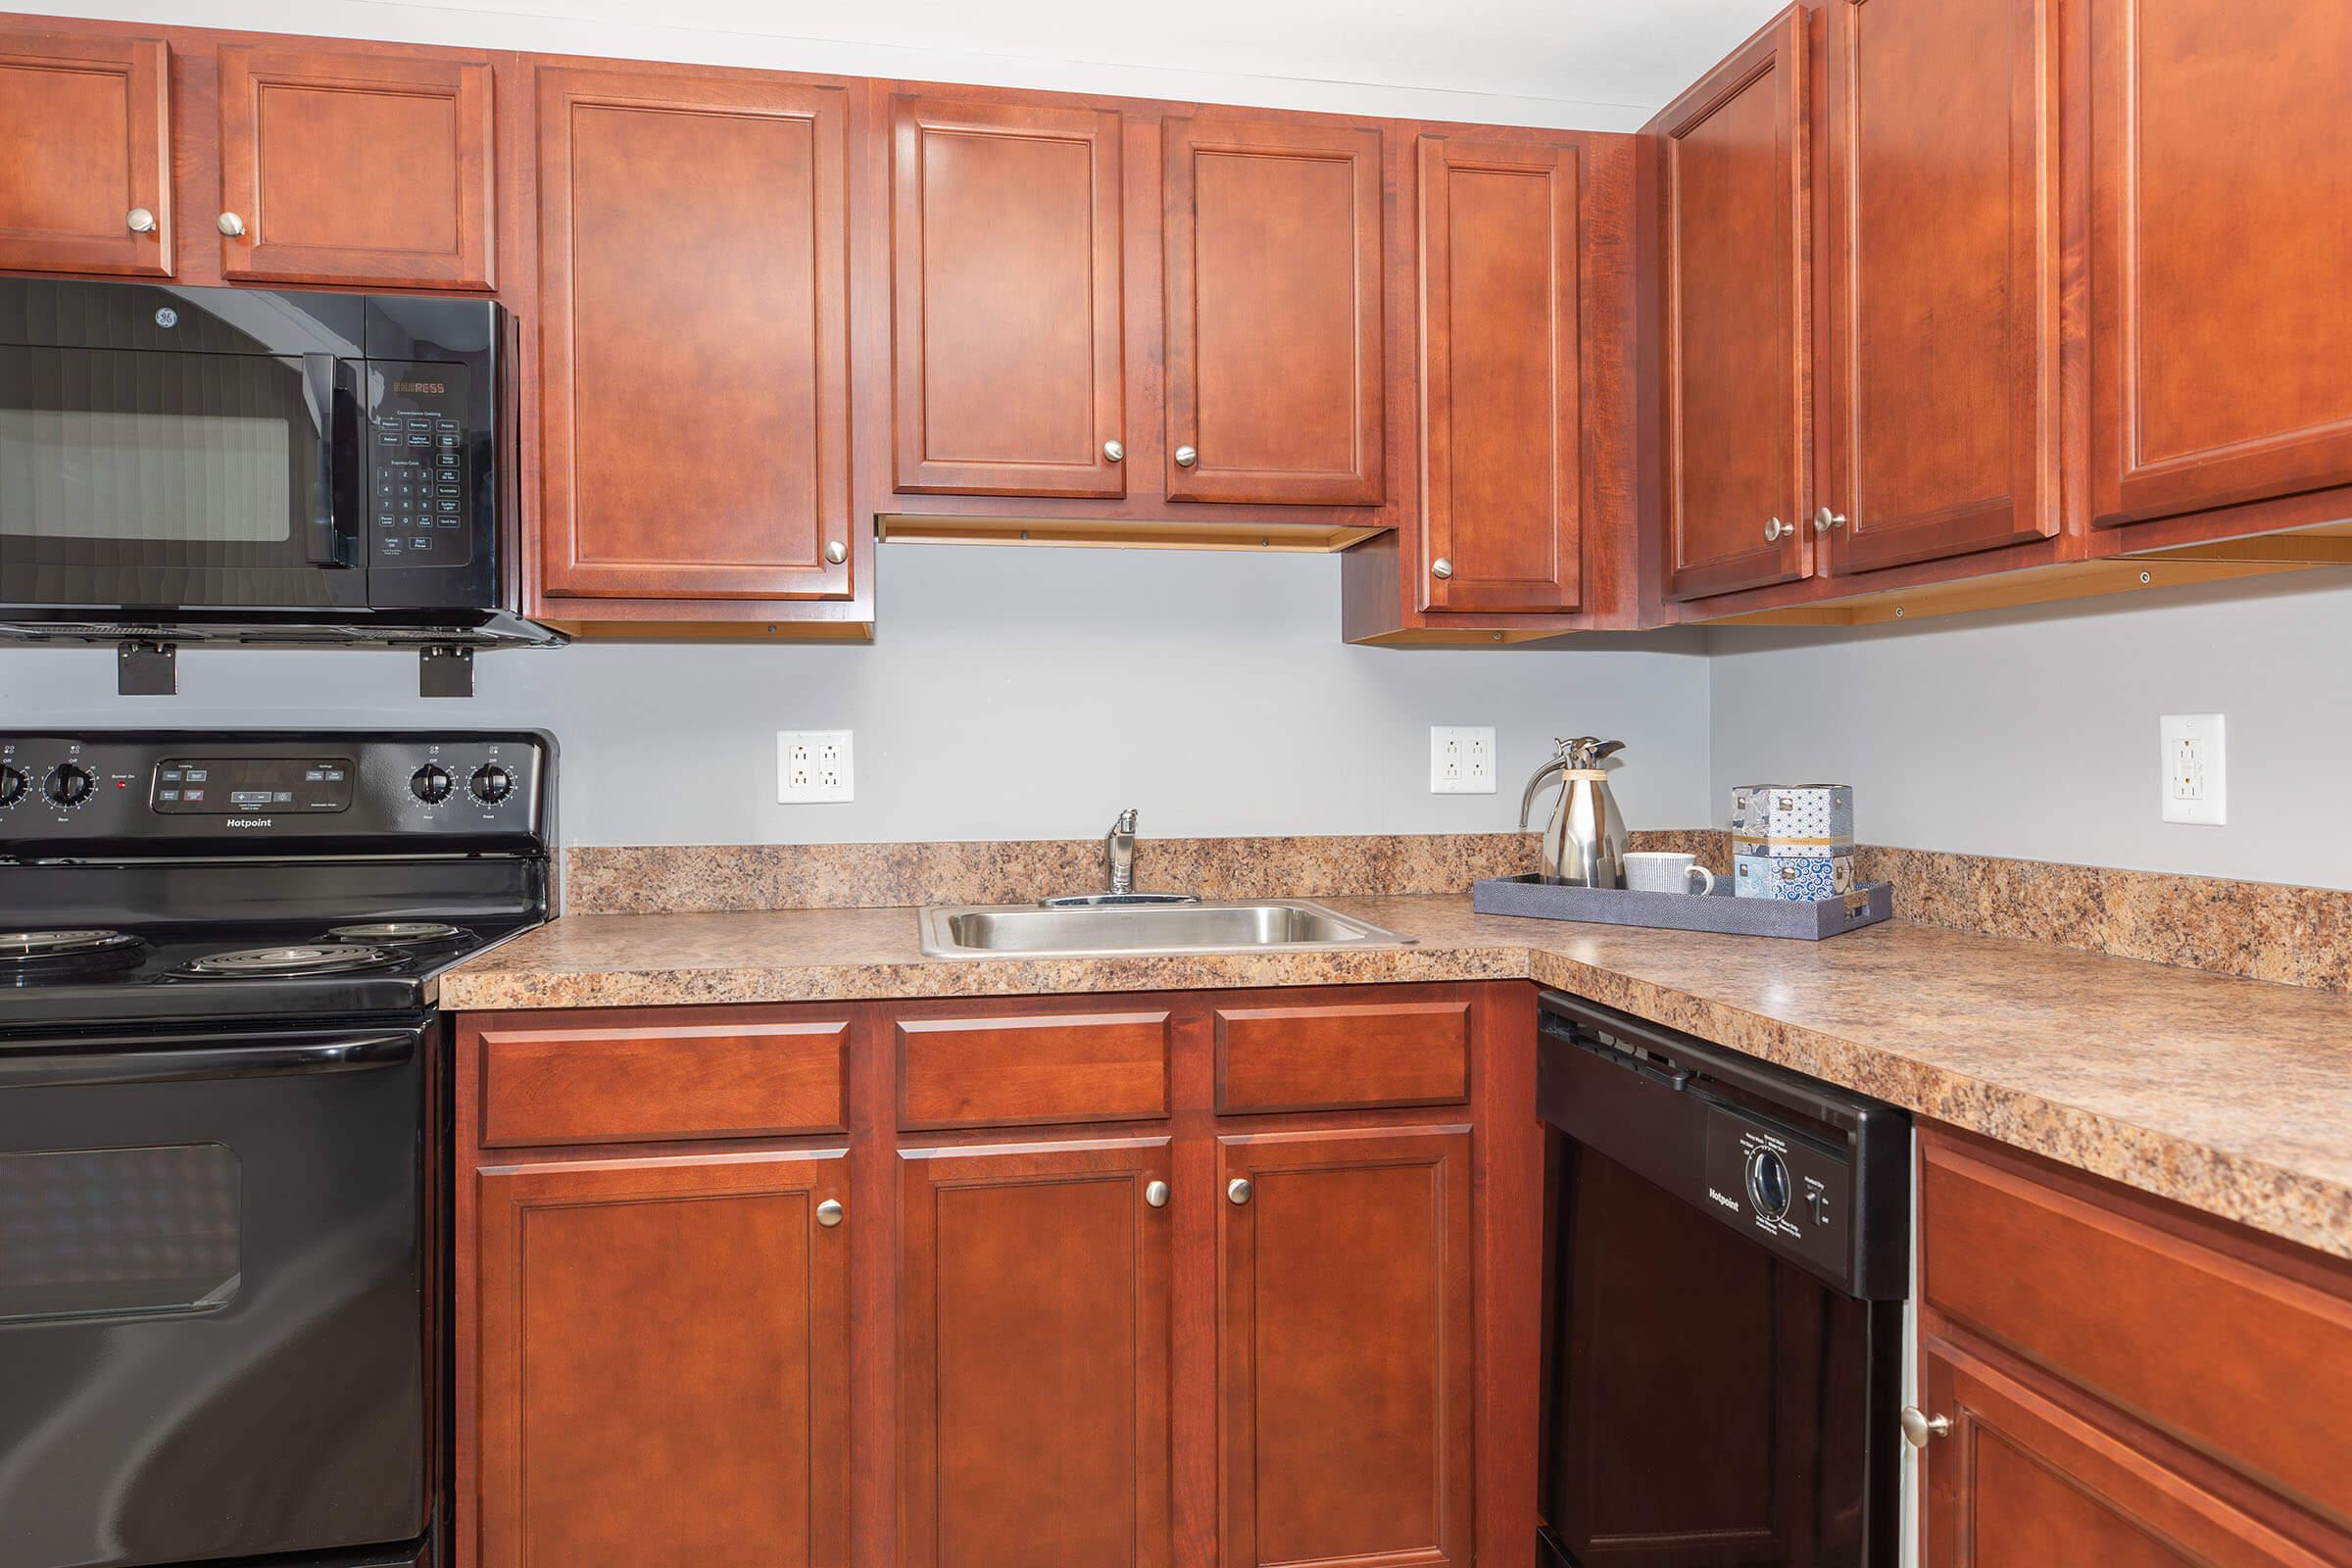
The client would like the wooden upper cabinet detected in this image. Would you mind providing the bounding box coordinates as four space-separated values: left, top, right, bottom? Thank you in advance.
2090 0 2352 530
0 31 172 277
1162 118 1385 507
216 45 495 289
473 1152 849 1568
1658 7 1813 602
891 95 1126 499
900 1140 1172 1568
535 67 852 602
1820 0 2061 575
1416 133 1583 613
1218 1126 1471 1568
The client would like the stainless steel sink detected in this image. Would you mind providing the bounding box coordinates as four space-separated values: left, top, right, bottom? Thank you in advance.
919 898 1412 959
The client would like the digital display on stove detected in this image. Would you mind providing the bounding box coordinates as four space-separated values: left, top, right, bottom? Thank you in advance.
151 759 355 814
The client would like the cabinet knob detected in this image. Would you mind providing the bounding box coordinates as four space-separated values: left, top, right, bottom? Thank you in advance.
1814 507 1848 534
1898 1406 1952 1447
217 212 246 237
1174 445 1199 468
1226 1177 1252 1205
1103 439 1124 463
125 208 158 234
824 540 848 565
1764 516 1789 544
815 1198 845 1228
1431 557 1454 580
1145 1179 1169 1208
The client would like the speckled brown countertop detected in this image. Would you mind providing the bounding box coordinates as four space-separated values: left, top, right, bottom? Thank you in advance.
439 895 2352 1262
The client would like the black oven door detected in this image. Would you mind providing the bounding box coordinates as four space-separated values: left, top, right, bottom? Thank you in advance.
0 1024 429 1568
0 279 368 615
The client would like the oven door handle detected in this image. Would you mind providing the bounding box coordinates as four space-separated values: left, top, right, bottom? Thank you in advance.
300 351 363 567
0 1030 416 1089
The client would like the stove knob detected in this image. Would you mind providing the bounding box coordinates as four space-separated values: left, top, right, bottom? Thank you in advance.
410 763 454 804
0 764 24 807
44 762 93 808
469 762 514 804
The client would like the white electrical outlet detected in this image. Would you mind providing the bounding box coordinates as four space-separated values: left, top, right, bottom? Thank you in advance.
2159 713 2225 825
1430 726 1497 795
777 730 855 803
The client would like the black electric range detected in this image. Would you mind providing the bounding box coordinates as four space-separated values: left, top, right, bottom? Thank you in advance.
0 730 554 1568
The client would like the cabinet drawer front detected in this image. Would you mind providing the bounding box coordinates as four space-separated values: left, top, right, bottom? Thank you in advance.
478 1021 849 1146
898 1011 1171 1129
1921 1137 2352 1527
1214 1001 1470 1114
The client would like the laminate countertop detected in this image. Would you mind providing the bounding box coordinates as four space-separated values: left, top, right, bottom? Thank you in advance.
439 895 2352 1261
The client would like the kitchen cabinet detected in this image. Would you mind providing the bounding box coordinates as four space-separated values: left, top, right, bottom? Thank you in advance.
1817 0 2061 576
889 94 1126 499
472 1152 851 1568
215 44 495 289
899 1139 1173 1568
1162 117 1385 507
532 64 856 613
0 29 172 277
1216 1125 1474 1568
1656 7 1813 602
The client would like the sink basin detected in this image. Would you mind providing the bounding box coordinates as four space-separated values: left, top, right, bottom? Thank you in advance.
919 899 1412 959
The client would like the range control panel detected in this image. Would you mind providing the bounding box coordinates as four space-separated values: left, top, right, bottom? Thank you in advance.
0 732 550 853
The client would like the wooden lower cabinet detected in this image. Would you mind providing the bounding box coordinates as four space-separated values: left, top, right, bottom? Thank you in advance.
1217 1126 1474 1568
472 1152 850 1568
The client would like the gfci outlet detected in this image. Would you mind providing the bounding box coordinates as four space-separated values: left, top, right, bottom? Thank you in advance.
777 730 855 803
2159 713 2225 825
1430 726 1497 795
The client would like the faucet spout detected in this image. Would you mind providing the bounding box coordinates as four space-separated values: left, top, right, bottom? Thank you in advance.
1105 808 1139 894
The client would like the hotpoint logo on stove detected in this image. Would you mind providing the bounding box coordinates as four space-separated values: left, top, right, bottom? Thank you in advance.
225 817 275 828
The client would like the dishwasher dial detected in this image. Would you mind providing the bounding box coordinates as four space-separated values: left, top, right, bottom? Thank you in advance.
1744 1147 1793 1222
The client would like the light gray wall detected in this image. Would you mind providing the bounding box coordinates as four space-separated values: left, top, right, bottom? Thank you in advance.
3 546 1716 845
1707 572 2352 889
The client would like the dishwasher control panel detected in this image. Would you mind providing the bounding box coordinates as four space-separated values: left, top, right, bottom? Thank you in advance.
1702 1102 1854 1283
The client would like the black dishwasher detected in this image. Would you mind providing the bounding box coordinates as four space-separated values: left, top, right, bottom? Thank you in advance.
1536 991 1909 1568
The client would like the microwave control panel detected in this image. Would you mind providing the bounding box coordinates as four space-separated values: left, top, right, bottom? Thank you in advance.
368 363 475 567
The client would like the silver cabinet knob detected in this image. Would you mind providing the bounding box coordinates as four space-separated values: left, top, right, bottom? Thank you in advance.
1814 507 1848 533
218 212 246 237
815 1198 845 1228
1431 558 1454 580
125 208 157 234
1226 1177 1252 1205
1174 445 1199 468
1764 516 1789 544
1898 1406 1951 1447
1145 1180 1169 1208
1103 439 1124 463
824 540 847 565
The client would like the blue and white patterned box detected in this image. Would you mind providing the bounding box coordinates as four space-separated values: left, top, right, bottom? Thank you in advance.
1735 853 1855 902
1730 784 1855 858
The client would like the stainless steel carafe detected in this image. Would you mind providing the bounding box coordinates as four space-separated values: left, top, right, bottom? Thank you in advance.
1518 736 1630 887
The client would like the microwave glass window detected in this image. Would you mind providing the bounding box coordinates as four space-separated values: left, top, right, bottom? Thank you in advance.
0 410 292 543
0 1144 243 1324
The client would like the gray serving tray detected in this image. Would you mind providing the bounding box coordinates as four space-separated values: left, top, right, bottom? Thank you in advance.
1472 874 1892 940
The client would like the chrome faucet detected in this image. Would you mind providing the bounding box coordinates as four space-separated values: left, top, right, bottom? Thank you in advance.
1105 808 1140 895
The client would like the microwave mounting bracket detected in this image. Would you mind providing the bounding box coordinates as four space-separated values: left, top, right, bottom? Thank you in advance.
419 645 474 699
117 640 177 697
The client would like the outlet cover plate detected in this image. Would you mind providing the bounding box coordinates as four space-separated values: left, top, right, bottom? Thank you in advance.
1430 726 1497 795
778 730 855 804
2159 713 2225 825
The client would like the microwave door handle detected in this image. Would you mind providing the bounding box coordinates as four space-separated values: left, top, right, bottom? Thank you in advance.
300 352 361 566
0 1031 416 1090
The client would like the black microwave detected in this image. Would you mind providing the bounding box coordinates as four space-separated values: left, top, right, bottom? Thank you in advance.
0 277 547 647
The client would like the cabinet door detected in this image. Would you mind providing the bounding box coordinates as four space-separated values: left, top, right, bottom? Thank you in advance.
1163 118 1385 507
1922 1339 2335 1568
1821 0 2060 574
1658 8 1813 601
216 46 494 290
2090 0 2352 528
1416 133 1583 613
474 1152 849 1568
900 1140 1171 1568
892 96 1126 499
0 31 172 277
1218 1126 1472 1568
536 68 853 601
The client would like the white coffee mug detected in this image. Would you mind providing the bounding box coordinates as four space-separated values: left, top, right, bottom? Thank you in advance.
1624 851 1715 896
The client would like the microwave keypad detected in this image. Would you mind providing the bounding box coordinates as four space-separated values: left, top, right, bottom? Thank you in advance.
372 416 469 564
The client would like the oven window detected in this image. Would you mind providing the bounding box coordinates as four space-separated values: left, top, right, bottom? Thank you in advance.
0 1144 242 1324
0 409 292 543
